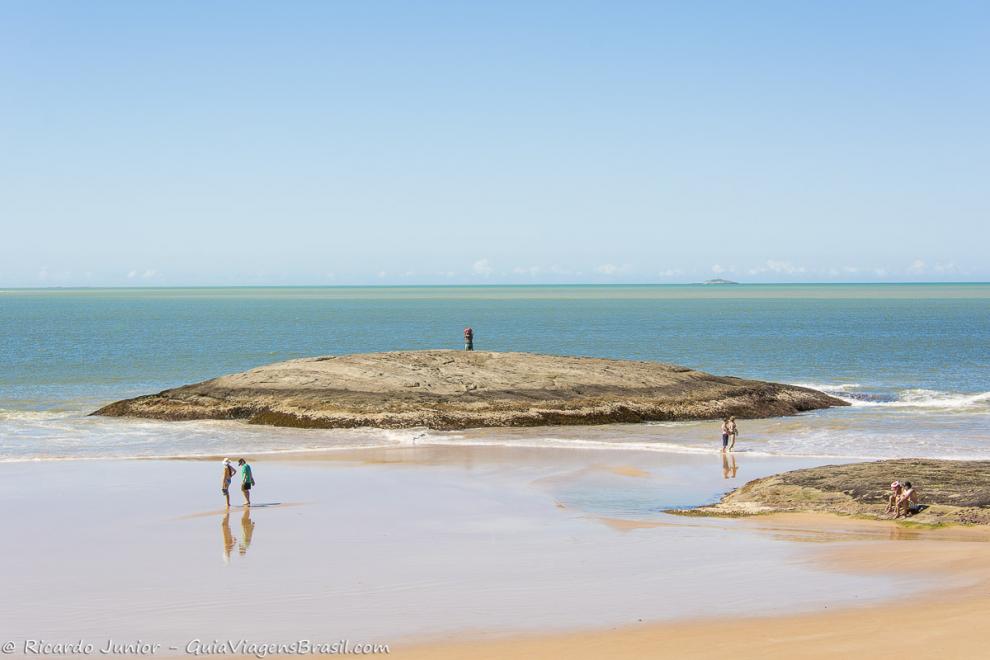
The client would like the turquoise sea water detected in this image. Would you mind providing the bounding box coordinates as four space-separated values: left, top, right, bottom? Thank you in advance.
1 284 988 461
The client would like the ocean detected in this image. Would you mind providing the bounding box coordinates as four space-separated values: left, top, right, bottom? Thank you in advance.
1 284 988 462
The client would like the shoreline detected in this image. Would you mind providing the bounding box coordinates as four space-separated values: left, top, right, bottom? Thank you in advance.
8 382 990 464
393 512 990 659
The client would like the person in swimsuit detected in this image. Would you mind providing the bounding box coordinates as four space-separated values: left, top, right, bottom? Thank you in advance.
238 458 255 507
221 458 236 508
885 481 903 515
895 481 920 518
720 418 730 452
727 416 738 451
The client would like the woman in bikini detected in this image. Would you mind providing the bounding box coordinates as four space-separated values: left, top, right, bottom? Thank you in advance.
885 481 903 515
221 458 237 508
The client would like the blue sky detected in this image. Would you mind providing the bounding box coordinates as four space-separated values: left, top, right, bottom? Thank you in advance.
1 1 987 286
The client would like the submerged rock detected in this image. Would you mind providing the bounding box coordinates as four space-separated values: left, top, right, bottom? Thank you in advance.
92 350 845 430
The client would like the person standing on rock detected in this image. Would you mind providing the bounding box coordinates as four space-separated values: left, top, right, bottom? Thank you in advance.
464 327 474 351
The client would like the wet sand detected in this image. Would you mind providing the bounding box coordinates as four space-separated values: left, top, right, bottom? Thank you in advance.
395 514 990 659
0 446 977 655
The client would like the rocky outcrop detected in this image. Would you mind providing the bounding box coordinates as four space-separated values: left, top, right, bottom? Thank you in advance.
677 459 990 525
92 350 845 430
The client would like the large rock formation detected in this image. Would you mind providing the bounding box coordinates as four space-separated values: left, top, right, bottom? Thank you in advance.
678 459 990 525
92 350 845 430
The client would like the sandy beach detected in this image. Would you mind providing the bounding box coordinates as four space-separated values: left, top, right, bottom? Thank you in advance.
396 516 990 659
5 0 989 655
2 444 984 657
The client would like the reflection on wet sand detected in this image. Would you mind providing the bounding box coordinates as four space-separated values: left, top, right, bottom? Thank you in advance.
239 508 255 556
221 513 235 564
221 508 255 562
722 452 738 479
745 514 990 544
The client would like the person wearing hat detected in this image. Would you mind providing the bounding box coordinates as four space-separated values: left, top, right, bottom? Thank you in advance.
221 458 237 508
885 481 903 515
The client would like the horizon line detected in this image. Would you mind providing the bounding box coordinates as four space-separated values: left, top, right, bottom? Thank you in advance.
3 281 989 291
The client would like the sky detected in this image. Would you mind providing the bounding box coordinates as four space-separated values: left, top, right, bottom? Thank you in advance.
1 1 988 286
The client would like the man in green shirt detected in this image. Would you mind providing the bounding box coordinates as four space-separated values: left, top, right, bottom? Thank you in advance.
237 458 256 507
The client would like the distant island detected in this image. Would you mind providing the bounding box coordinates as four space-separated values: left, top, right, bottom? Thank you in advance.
703 278 739 285
93 350 845 430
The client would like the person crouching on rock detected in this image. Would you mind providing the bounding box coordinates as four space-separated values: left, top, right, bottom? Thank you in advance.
464 327 474 351
885 481 903 515
895 481 921 518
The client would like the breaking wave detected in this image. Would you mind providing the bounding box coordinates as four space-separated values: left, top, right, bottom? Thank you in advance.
792 384 990 411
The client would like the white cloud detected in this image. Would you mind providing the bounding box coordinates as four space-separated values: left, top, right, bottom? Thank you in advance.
908 259 926 274
934 262 956 273
711 264 725 274
827 265 860 277
594 263 631 276
747 260 805 276
513 264 574 277
767 260 805 274
874 268 888 277
472 259 493 276
657 268 683 278
128 269 159 280
377 270 387 278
